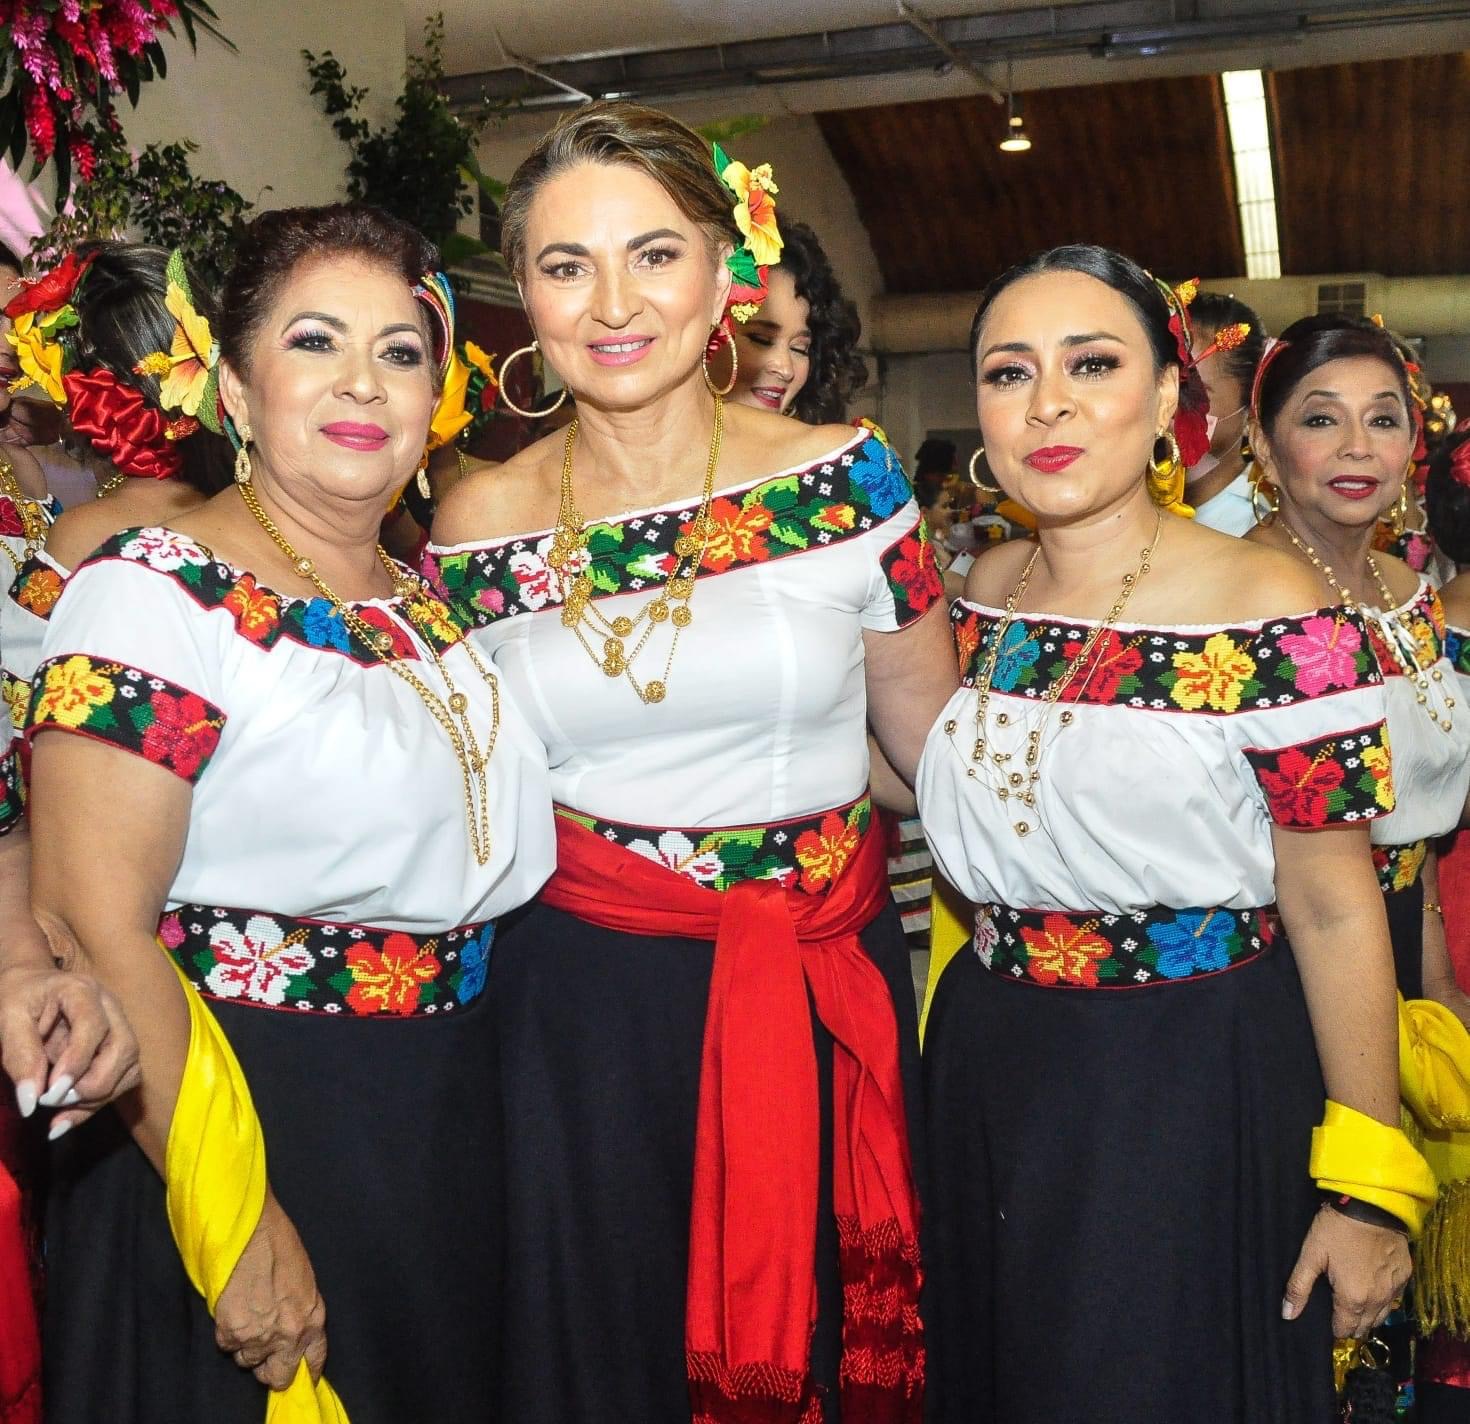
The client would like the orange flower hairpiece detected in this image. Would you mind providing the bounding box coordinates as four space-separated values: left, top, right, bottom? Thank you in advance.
713 141 782 323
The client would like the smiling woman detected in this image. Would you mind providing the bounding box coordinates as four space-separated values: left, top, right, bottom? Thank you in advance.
918 246 1423 1424
24 203 555 1424
427 100 957 1424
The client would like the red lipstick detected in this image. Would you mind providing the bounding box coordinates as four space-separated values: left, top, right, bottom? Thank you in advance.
1024 445 1084 473
1326 475 1381 502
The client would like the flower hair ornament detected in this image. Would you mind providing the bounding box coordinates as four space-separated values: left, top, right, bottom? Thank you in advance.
1449 437 1470 491
136 248 224 438
713 142 782 324
413 272 475 458
6 248 202 481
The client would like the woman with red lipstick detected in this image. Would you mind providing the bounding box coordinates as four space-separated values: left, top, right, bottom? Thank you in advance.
1248 317 1470 1422
919 247 1423 1422
722 218 868 423
26 205 555 1424
427 101 954 1424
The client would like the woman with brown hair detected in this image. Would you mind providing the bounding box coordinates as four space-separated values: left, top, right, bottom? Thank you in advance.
427 101 955 1424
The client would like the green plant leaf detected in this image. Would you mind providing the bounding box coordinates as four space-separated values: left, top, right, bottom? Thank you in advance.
440 232 492 265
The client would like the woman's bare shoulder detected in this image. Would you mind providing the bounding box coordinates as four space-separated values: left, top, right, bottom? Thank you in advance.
962 538 1036 607
431 437 559 547
1176 520 1337 620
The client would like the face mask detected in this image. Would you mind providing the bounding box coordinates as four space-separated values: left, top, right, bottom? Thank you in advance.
1186 404 1247 482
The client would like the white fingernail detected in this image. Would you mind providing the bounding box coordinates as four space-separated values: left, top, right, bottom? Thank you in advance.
37 1073 73 1108
14 1080 37 1118
1281 1299 1296 1320
61 1088 79 1106
48 1117 72 1142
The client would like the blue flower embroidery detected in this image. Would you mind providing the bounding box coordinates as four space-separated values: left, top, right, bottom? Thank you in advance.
302 598 352 652
455 923 495 1004
1448 630 1464 671
989 622 1041 692
1145 911 1236 979
847 439 913 519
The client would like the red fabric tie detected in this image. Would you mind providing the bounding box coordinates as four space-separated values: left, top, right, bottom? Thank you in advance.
541 816 924 1423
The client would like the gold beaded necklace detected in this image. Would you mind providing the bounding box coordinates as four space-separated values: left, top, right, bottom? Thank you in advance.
547 395 723 706
947 512 1163 836
237 479 503 865
1275 518 1455 734
0 447 50 575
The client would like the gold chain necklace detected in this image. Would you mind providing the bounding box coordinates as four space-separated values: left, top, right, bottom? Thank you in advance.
547 395 723 705
95 470 128 499
0 447 50 575
237 480 503 865
947 512 1162 837
1276 518 1454 734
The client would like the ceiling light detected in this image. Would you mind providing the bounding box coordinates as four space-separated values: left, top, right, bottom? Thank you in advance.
999 67 1031 153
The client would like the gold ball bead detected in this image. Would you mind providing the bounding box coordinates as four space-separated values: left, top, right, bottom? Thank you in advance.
642 680 667 704
611 616 634 637
648 600 670 624
672 606 692 628
674 535 696 558
448 692 469 715
374 632 394 653
943 719 957 735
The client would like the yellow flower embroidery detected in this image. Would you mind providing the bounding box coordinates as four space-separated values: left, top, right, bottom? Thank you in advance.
1360 738 1396 810
408 596 460 644
34 655 116 729
3 674 29 733
1169 633 1257 712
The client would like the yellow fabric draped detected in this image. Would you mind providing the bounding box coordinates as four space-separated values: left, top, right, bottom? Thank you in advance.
1398 993 1470 1337
163 957 351 1423
1311 1099 1438 1236
920 878 973 1042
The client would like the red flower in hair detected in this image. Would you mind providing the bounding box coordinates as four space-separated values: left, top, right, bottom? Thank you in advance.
1174 404 1211 469
1451 440 1470 491
3 251 94 320
61 368 182 481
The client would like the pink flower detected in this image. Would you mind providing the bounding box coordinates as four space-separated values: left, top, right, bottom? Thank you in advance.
158 912 184 949
476 585 506 615
1279 615 1362 695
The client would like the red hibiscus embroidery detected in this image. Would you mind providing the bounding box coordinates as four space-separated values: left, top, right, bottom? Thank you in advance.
0 500 26 538
794 812 861 894
141 690 222 780
355 605 415 659
1257 747 1345 827
887 531 943 612
701 496 774 572
1059 630 1143 703
345 933 442 1015
222 574 281 645
1019 914 1114 987
954 611 982 678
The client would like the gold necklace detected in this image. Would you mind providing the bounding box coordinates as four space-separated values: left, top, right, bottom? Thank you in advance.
95 469 127 499
1276 518 1454 734
947 512 1162 836
0 447 50 574
549 395 723 705
237 479 503 865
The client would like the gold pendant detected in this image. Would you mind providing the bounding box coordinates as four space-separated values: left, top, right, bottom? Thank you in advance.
671 606 692 629
603 652 625 677
667 577 694 599
674 534 696 558
648 599 669 624
642 680 666 704
448 692 469 715
611 615 634 637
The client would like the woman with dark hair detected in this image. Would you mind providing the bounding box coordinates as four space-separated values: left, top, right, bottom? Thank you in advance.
25 203 553 1423
0 243 235 733
428 100 952 1424
1187 289 1267 535
919 247 1422 1422
723 218 868 423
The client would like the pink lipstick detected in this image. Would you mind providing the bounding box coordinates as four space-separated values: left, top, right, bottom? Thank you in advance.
321 421 389 452
587 336 654 367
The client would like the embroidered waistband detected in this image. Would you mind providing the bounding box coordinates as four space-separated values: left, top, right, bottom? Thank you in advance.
976 902 1274 989
157 904 493 1017
1373 839 1428 895
553 796 873 895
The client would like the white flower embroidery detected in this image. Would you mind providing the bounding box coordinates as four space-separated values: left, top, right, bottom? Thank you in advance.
625 830 725 884
121 528 210 572
204 914 315 1007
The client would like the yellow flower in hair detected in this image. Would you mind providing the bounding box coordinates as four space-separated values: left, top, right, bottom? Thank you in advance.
6 311 67 403
721 158 783 268
155 280 220 419
427 344 473 451
463 340 498 392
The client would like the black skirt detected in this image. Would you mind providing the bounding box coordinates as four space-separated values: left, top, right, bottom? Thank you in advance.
43 994 503 1424
488 896 925 1424
922 936 1335 1424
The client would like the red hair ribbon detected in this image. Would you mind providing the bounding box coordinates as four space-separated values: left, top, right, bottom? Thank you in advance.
62 367 187 481
1450 439 1470 491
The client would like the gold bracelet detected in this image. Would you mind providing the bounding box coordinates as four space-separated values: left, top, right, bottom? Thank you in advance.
1424 900 1443 916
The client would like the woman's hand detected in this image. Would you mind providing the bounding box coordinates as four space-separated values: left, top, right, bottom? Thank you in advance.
214 1193 328 1391
0 935 142 1137
1282 1205 1411 1338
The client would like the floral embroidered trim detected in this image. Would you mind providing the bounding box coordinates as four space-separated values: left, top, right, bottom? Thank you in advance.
1244 723 1393 827
1373 839 1428 895
1444 623 1470 678
9 552 63 621
554 796 873 895
83 528 462 666
158 904 493 1017
975 902 1274 989
1365 584 1445 677
0 742 22 835
425 433 923 628
952 601 1384 711
880 515 944 625
29 654 225 783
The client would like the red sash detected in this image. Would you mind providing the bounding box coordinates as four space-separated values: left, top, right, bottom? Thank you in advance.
541 816 924 1423
0 1162 40 1424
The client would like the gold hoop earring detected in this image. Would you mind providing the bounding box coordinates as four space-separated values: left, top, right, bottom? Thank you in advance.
967 446 1000 495
416 451 432 502
1146 430 1185 509
234 423 253 486
702 322 737 397
1248 468 1280 525
497 341 569 420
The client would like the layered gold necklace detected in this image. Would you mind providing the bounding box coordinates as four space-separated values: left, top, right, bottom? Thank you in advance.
0 447 51 574
238 480 503 864
1275 517 1454 734
547 395 723 705
948 512 1163 836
